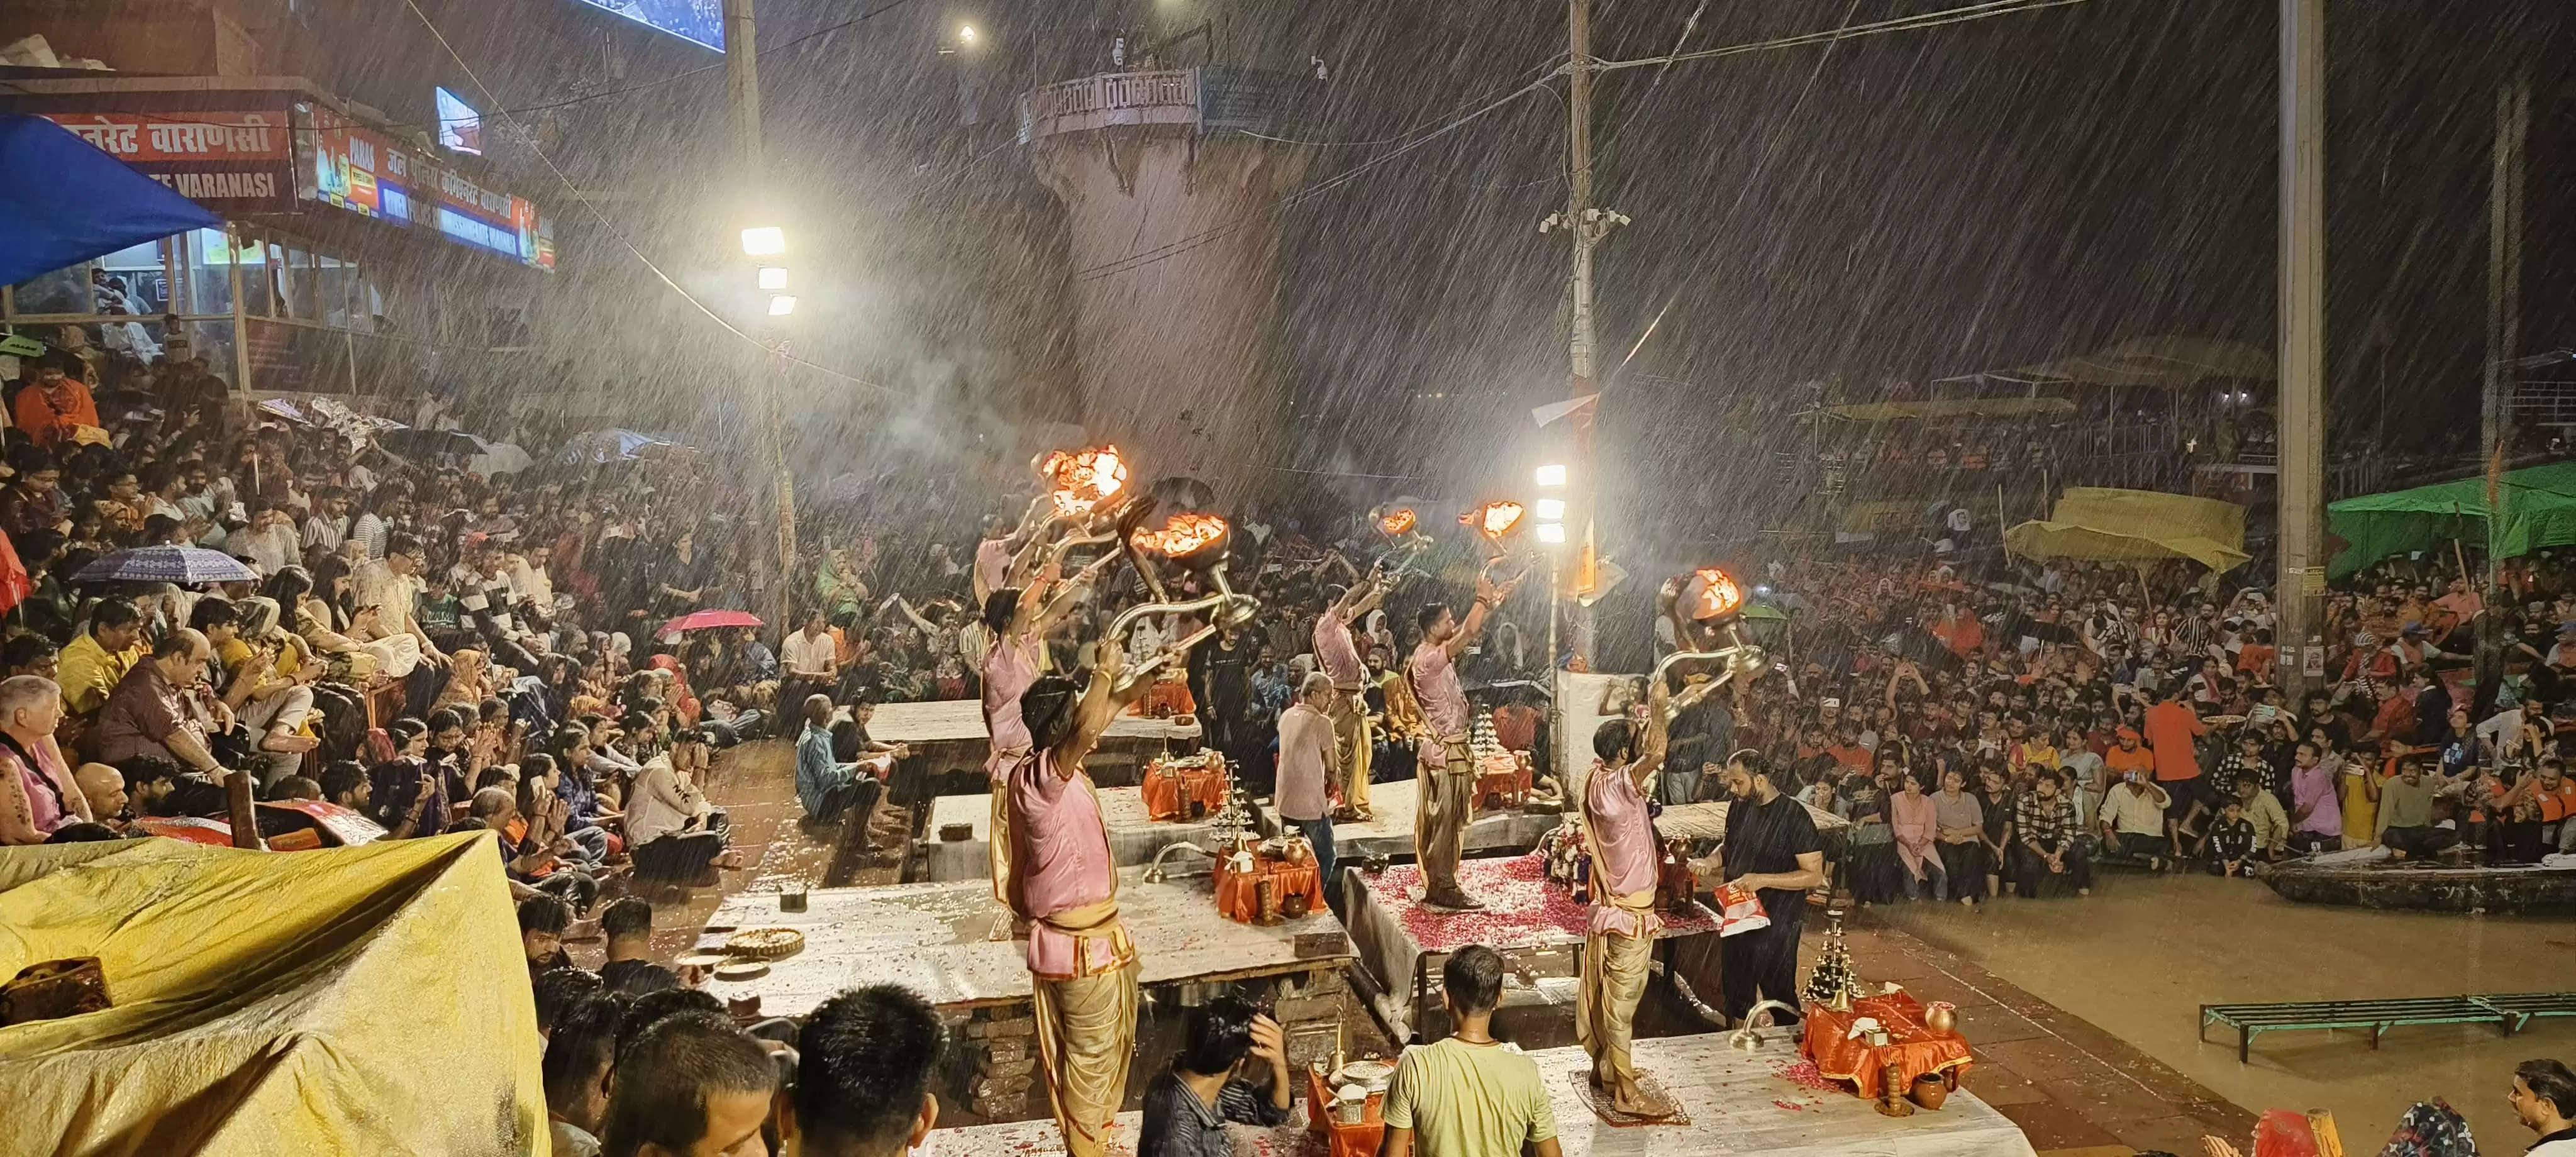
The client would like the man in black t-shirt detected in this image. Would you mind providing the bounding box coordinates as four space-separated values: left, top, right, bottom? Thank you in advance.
1705 751 1826 1026
596 897 679 995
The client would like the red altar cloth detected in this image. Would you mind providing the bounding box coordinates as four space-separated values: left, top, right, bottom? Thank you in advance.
1472 751 1531 807
1140 752 1228 821
1216 851 1328 924
1799 991 1974 1100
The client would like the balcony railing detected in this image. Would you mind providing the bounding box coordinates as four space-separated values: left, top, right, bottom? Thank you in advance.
1018 67 1310 145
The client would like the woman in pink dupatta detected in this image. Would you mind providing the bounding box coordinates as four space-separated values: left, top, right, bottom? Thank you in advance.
1889 768 1948 901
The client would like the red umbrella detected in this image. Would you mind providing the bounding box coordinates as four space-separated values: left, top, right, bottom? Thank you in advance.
660 609 765 636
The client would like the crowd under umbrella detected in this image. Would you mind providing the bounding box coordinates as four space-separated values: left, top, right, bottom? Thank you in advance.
74 546 260 587
657 608 763 644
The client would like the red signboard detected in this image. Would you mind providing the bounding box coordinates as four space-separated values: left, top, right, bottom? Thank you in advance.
38 109 299 212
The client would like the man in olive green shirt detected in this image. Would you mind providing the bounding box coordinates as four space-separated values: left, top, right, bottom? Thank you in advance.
2373 761 2458 858
1381 945 1562 1157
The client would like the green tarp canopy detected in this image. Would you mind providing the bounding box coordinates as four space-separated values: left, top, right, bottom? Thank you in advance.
2327 460 2576 578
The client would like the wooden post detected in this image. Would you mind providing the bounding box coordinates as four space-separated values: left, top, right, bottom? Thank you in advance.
226 772 265 850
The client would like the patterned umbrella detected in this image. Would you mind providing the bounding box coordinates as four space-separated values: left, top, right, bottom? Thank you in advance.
74 546 260 586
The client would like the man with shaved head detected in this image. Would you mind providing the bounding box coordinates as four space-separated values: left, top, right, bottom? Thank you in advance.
95 628 233 780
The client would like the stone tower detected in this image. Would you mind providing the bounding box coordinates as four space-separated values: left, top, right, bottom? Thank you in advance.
1018 15 1312 488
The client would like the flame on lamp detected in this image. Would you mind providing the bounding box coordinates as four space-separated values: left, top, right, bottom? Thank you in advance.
1040 445 1129 516
1461 501 1526 543
1131 512 1230 559
1377 508 1418 536
1689 566 1745 621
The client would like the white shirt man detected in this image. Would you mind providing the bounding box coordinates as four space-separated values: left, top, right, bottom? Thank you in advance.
780 623 836 681
1275 675 1339 824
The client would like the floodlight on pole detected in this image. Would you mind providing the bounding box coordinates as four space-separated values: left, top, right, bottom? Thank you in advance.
741 226 786 256
1534 498 1566 521
757 266 788 291
959 24 978 43
1535 463 1568 488
767 294 797 316
1536 522 1567 544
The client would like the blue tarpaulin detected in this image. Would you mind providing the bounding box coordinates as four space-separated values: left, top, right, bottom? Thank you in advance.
0 115 223 290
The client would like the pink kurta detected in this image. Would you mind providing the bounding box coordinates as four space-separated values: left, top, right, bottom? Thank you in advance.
1314 612 1365 687
1008 751 1121 977
1890 790 1939 880
983 636 1041 782
974 535 1011 595
1582 760 1660 936
1409 641 1468 746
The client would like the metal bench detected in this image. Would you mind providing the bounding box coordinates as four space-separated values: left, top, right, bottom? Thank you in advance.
2200 992 2576 1062
2472 992 2576 1036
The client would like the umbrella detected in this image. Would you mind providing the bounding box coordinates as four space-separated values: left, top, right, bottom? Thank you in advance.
560 429 682 465
0 116 222 286
75 546 258 585
659 609 763 637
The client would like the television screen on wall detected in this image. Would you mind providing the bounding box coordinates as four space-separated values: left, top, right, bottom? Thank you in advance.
574 0 724 53
435 87 482 155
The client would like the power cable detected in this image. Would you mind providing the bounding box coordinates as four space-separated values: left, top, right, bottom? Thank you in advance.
1074 72 1568 282
1593 0 2093 72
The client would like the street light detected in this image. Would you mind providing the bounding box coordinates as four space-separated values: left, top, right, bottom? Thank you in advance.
767 294 797 316
1535 463 1568 488
740 226 786 256
1535 522 1567 544
958 23 978 44
1534 498 1566 521
757 266 788 291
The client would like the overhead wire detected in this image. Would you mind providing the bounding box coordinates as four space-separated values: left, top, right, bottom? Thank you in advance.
1074 72 1570 282
1593 0 2093 72
1072 0 2094 284
388 0 928 133
397 0 903 397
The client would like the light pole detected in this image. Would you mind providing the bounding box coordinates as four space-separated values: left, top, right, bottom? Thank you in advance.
1535 463 1568 780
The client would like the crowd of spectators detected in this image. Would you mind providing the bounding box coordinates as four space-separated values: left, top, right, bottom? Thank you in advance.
1665 548 2576 910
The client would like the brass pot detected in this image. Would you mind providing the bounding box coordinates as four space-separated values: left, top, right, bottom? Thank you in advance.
1924 1001 1958 1036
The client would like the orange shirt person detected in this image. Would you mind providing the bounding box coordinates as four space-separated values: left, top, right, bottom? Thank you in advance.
2142 693 2206 783
13 363 99 449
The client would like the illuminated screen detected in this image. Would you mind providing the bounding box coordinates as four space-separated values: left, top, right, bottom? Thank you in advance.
435 87 482 155
574 0 724 52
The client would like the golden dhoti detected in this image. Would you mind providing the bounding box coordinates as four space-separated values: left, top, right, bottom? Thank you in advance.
989 782 1016 908
1029 902 1138 1157
1328 685 1372 813
1576 891 1660 1085
1416 735 1475 897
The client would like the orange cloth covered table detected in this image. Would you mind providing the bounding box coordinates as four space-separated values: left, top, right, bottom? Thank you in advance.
1799 992 1973 1100
1214 851 1328 924
1130 678 1197 719
1473 751 1532 808
1140 753 1230 821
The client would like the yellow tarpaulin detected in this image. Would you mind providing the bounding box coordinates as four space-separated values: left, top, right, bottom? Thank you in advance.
2004 487 2251 573
0 833 545 1156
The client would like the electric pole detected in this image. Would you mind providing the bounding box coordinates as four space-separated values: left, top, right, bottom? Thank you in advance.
1543 0 1624 670
2274 0 2326 703
724 0 799 634
2475 76 2528 715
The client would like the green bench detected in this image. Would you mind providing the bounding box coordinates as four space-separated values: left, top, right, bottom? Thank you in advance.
2200 992 2576 1062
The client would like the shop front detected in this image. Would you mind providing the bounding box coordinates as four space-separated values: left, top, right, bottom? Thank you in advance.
1 77 555 402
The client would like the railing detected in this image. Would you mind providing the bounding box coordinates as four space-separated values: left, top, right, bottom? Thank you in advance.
1016 67 1311 145
2512 380 2576 428
1018 70 1199 144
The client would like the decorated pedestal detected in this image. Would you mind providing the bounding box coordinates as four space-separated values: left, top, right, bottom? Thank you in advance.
1215 844 1330 924
1140 750 1230 822
1799 992 1974 1102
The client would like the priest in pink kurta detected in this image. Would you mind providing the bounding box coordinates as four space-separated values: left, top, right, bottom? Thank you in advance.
1577 678 1680 1120
1006 643 1165 1157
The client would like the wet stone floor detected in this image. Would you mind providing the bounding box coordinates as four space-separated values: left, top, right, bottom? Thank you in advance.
580 739 2565 1154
